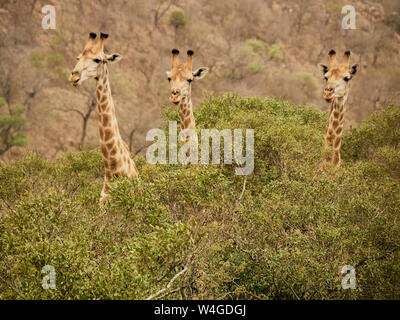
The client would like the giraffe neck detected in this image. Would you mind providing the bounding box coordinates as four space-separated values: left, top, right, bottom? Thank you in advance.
96 64 122 151
95 63 138 191
178 94 196 131
324 97 346 167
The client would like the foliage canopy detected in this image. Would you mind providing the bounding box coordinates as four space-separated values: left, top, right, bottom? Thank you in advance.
0 94 399 299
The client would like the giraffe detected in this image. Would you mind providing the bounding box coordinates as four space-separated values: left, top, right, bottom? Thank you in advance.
166 49 209 140
318 49 359 168
69 32 138 205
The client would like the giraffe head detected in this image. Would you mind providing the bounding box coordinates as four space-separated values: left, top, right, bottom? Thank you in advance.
319 50 359 103
69 32 122 87
166 49 209 105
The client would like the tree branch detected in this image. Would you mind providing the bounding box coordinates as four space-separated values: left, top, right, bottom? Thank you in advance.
146 266 188 300
56 107 84 118
233 176 247 212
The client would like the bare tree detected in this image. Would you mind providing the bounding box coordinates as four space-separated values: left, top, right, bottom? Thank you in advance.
152 0 176 31
0 98 27 156
57 96 96 150
121 114 150 157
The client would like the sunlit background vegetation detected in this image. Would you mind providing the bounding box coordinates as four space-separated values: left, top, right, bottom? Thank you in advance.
0 0 399 159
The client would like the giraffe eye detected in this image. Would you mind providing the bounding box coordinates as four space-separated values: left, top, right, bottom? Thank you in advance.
167 77 171 82
93 59 102 63
324 77 328 81
344 77 350 82
187 79 193 83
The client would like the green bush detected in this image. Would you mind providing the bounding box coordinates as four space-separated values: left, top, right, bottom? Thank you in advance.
240 39 267 74
326 0 344 23
30 49 46 68
342 105 400 161
0 94 399 299
248 61 262 74
268 43 286 61
242 39 266 55
30 50 68 82
169 9 186 29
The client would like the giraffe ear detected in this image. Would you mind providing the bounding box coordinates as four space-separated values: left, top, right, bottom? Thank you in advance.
349 64 359 76
105 53 122 63
318 64 329 74
193 67 209 80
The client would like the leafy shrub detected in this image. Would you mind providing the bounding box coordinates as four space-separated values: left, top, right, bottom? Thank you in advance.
242 39 266 55
240 39 267 74
30 50 68 82
342 105 400 160
248 61 262 74
30 49 46 68
268 43 286 61
326 0 344 23
169 9 186 29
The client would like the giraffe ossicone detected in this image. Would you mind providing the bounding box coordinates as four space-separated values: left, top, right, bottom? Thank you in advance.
318 49 359 168
69 32 138 205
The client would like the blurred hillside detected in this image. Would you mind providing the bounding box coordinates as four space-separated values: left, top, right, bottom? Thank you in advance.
0 0 399 160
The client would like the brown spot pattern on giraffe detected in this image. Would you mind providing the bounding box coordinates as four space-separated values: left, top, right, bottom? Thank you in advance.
101 103 108 112
334 137 341 148
106 141 114 149
101 144 108 157
102 114 111 127
110 158 120 171
104 129 113 141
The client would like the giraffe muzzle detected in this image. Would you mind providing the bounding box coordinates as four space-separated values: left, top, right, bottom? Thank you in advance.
170 98 180 105
69 72 81 87
170 91 181 105
323 87 334 102
72 79 81 87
